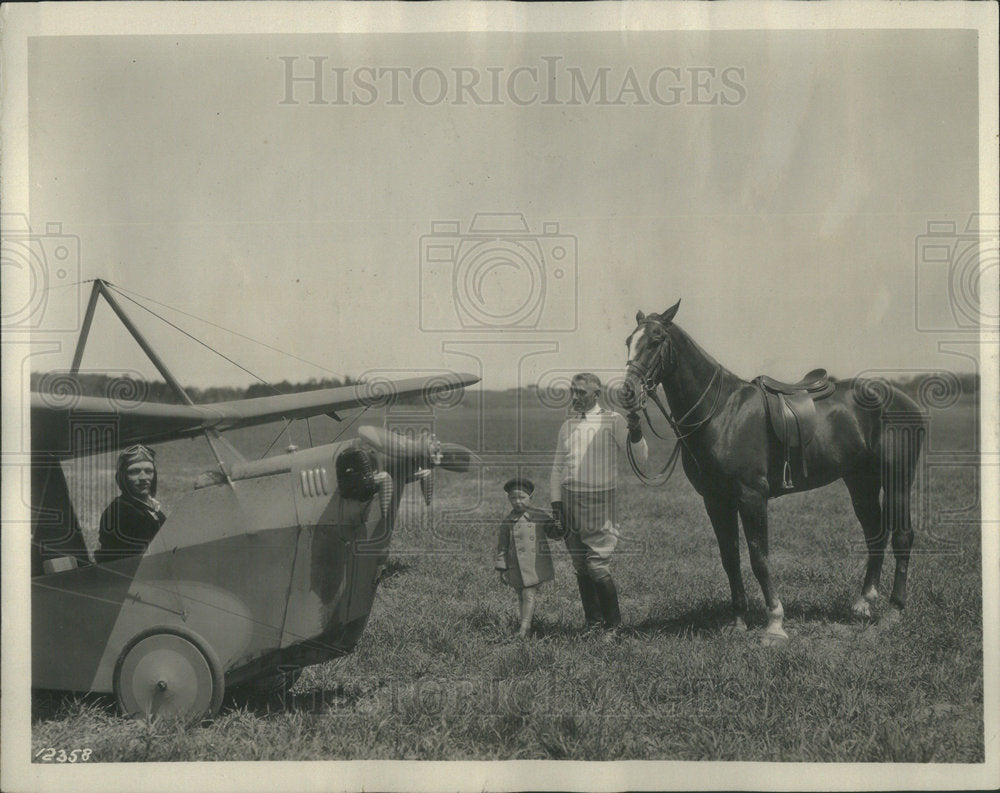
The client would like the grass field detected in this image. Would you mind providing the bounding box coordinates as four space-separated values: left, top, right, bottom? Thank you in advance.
31 394 984 762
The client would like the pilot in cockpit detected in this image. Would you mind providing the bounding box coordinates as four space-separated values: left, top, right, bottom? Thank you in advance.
96 444 167 563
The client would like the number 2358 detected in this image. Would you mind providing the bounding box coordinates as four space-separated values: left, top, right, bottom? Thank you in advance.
35 748 92 763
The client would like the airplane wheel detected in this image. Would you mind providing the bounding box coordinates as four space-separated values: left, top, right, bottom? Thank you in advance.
114 626 224 724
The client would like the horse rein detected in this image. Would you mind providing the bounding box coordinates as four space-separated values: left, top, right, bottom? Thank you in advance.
624 327 726 486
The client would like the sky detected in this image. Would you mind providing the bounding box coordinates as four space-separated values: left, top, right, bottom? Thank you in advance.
17 27 984 391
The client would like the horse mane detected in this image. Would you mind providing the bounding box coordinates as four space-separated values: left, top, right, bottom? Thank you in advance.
662 320 745 386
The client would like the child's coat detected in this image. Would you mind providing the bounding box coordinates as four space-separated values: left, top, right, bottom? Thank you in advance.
495 507 558 588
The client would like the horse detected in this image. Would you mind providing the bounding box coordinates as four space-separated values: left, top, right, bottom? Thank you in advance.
621 300 926 644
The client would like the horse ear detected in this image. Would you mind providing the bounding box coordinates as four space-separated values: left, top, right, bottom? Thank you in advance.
661 299 681 324
635 310 645 324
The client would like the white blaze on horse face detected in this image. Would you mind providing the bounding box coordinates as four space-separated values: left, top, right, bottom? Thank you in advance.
627 327 647 366
625 327 649 408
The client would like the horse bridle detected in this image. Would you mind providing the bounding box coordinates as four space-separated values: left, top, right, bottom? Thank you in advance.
625 322 726 486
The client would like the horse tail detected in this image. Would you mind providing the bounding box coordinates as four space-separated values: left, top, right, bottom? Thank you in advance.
879 389 926 523
849 378 927 486
861 381 927 610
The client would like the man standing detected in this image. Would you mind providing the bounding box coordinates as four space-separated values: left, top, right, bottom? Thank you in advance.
549 373 647 632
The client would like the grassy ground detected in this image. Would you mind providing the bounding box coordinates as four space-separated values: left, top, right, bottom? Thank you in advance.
32 397 984 762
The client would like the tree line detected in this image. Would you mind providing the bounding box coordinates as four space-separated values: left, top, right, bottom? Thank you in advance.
30 370 980 407
29 372 356 404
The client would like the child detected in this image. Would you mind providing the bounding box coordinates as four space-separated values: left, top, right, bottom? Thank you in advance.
495 477 561 638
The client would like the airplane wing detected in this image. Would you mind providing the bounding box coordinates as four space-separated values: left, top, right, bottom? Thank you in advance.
31 372 479 458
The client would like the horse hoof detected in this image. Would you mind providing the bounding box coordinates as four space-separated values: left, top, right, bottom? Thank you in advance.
881 607 903 626
851 599 872 620
761 629 789 647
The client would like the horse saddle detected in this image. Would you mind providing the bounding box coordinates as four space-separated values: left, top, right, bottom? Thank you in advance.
753 369 836 489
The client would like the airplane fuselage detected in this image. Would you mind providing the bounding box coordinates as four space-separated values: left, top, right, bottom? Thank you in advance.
32 440 395 693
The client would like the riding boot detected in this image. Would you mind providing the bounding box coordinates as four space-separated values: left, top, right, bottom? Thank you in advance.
576 574 603 629
593 576 622 630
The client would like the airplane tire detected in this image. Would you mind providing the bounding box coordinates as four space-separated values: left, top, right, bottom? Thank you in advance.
113 626 224 724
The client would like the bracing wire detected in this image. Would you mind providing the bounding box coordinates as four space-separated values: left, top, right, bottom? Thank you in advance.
331 403 373 444
39 278 98 292
260 419 294 458
104 282 354 455
106 283 282 395
107 282 351 381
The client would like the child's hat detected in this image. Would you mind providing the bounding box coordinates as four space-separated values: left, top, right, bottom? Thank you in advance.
503 477 534 495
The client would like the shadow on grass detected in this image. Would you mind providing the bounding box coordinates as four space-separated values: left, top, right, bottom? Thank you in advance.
782 598 858 625
631 597 863 636
226 680 388 718
631 601 746 636
380 558 413 582
464 593 873 647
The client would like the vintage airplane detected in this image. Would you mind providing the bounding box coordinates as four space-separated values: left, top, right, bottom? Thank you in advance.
29 279 480 722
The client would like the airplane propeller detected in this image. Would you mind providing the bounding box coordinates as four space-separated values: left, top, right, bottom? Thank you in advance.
357 425 479 506
357 426 478 472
